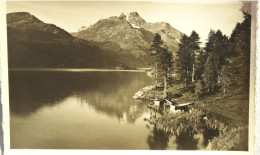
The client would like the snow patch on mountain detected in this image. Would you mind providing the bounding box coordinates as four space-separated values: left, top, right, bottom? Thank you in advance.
123 12 140 29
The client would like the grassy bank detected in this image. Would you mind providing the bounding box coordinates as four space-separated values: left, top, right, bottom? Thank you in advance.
138 83 249 150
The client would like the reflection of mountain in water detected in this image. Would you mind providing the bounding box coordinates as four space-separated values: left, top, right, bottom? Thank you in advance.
9 71 152 123
75 72 152 122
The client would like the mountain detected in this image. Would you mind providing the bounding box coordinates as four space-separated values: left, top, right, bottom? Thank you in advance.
7 12 147 68
7 12 182 69
73 12 183 58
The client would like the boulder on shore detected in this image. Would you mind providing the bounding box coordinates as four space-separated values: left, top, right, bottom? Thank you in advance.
133 85 164 100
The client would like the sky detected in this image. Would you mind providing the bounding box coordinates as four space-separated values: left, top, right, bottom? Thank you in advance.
6 1 251 44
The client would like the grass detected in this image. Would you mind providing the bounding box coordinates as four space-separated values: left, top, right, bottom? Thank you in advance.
148 108 206 135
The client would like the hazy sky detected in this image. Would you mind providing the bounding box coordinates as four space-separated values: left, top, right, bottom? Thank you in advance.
6 1 250 43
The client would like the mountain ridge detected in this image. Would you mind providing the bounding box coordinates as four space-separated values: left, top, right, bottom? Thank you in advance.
73 11 183 58
7 12 74 40
7 12 149 68
7 11 183 68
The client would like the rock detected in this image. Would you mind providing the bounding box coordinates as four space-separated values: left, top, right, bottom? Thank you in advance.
133 90 144 99
133 85 155 99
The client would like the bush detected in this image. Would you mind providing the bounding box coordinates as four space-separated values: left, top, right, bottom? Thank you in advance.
208 126 248 151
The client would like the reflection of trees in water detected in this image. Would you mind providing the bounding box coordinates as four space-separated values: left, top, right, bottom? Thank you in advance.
175 129 198 150
175 128 219 150
146 106 220 150
9 71 152 123
203 128 219 146
147 126 170 150
147 124 200 150
146 106 170 150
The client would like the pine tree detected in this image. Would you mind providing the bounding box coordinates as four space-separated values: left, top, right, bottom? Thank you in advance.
189 31 201 82
150 33 164 87
205 29 229 68
231 12 251 90
203 53 218 92
160 47 173 98
223 12 251 92
177 34 190 87
219 65 230 98
194 49 206 81
150 33 173 98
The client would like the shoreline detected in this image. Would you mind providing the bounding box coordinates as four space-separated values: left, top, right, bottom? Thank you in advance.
133 84 249 150
8 68 150 72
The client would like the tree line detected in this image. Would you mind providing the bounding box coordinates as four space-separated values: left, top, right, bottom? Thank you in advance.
150 12 251 99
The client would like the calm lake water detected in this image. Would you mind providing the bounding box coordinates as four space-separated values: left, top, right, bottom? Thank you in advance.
9 70 211 149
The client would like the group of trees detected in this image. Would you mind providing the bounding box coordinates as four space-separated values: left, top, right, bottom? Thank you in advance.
176 27 232 95
150 12 251 99
203 29 229 93
176 31 202 87
202 12 250 97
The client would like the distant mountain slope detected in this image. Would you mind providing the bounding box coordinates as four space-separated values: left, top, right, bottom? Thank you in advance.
73 12 183 58
7 12 148 68
7 12 73 40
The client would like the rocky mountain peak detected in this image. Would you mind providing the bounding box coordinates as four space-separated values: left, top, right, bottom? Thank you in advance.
118 12 146 29
128 12 146 27
73 11 183 60
129 12 140 17
119 13 127 18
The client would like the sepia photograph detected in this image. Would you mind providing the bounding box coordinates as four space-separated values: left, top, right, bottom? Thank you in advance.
0 0 258 154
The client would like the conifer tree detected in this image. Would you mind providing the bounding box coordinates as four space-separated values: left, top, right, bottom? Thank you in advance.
203 53 218 92
150 33 164 86
176 34 192 87
231 12 251 90
189 31 201 82
219 65 230 98
150 33 173 98
205 29 229 68
194 49 206 81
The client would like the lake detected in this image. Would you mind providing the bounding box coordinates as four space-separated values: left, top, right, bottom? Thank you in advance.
9 70 211 150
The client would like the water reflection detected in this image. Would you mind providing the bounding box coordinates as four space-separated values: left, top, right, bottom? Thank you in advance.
147 126 170 150
146 104 220 150
175 130 199 150
203 128 219 146
9 70 219 149
9 71 152 123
